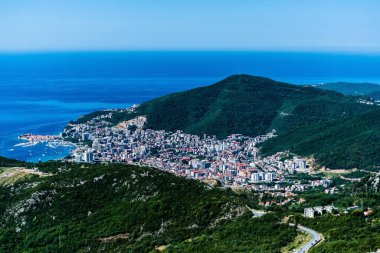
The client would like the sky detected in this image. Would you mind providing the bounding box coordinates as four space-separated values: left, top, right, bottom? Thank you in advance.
1 0 380 52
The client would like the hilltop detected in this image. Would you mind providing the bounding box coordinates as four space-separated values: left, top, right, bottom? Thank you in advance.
76 75 374 138
72 75 380 170
136 75 374 138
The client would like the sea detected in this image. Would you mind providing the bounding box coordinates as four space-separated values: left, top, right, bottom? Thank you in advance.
0 51 379 162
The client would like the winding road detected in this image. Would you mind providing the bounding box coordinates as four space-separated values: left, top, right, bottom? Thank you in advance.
290 223 322 253
246 207 322 253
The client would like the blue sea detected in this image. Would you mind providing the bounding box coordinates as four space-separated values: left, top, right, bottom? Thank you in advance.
0 51 379 162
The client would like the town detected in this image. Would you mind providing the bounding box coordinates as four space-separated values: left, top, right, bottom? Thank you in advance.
18 133 60 142
61 108 336 200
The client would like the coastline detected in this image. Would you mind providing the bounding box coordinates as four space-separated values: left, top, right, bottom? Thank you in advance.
0 99 132 162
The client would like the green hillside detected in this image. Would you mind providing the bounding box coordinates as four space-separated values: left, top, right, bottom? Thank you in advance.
71 75 380 170
0 156 29 167
260 109 380 170
139 75 375 138
76 75 374 139
0 162 296 253
368 91 380 100
315 82 380 98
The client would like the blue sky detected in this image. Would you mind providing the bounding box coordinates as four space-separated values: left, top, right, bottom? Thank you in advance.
1 0 379 52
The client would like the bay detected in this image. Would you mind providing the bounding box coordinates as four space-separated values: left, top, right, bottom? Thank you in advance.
0 51 379 162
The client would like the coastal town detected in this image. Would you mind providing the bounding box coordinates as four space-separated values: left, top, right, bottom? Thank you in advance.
51 107 337 203
17 133 75 149
15 104 344 210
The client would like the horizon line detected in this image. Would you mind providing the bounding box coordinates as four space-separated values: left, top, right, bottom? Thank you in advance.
1 49 380 55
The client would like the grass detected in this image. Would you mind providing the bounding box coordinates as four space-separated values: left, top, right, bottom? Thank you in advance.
0 167 45 186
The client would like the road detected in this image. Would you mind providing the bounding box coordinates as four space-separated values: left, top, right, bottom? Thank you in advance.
245 205 266 217
289 223 322 253
246 207 322 253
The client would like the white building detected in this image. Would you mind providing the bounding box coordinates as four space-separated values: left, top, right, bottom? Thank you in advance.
83 149 94 162
251 173 260 182
304 208 315 218
264 173 275 182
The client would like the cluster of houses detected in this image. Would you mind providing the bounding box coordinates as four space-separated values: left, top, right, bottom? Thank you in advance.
61 110 339 202
304 205 337 218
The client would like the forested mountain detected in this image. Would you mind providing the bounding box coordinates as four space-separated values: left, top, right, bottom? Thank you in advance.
77 75 374 139
260 109 380 170
136 75 376 138
315 82 380 98
0 162 295 253
73 75 380 170
1 161 379 252
368 91 380 100
0 156 28 167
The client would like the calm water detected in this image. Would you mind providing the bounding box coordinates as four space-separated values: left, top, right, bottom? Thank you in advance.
0 52 379 161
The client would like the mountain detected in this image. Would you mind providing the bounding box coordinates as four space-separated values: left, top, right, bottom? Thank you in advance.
368 91 380 100
138 75 375 138
77 75 374 139
260 109 380 170
0 156 28 167
73 75 380 170
315 82 380 99
0 162 296 253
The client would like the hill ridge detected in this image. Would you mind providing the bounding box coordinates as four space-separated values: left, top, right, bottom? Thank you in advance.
133 74 373 138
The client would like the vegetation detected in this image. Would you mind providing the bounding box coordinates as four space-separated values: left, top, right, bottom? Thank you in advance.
0 168 41 187
0 159 379 252
73 110 128 125
288 178 380 253
1 75 380 252
293 214 380 253
165 213 296 253
0 162 296 253
70 75 380 171
368 90 380 100
343 170 370 179
75 75 374 139
281 231 312 253
261 109 380 170
315 81 380 98
0 156 29 167
74 75 379 170
138 75 375 138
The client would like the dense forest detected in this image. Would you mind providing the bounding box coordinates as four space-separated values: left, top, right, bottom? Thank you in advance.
137 75 373 138
0 162 295 253
292 214 380 253
1 160 380 252
75 75 374 138
0 156 29 167
261 109 380 170
166 213 296 253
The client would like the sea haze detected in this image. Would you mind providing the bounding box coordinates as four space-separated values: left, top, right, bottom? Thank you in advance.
0 51 379 162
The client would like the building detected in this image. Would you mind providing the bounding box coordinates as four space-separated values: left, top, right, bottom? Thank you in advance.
304 205 337 218
83 149 94 162
82 132 91 141
251 173 260 182
74 154 82 163
304 207 315 218
264 173 275 182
